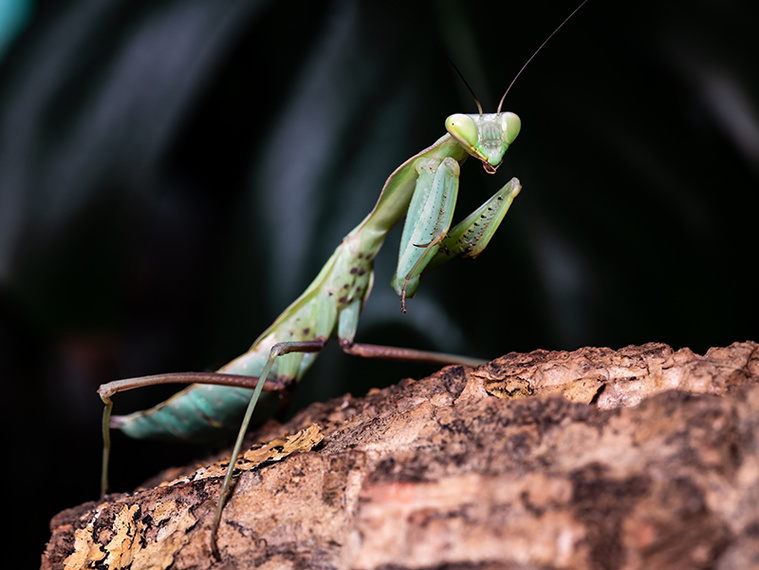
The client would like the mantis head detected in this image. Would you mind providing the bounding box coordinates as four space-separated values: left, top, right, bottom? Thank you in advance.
445 112 521 174
444 0 586 174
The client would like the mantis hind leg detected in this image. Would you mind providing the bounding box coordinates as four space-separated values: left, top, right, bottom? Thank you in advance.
211 339 325 560
339 338 486 368
98 372 292 498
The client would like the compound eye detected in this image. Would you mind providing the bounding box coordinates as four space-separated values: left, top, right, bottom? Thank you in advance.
445 113 478 149
500 112 521 145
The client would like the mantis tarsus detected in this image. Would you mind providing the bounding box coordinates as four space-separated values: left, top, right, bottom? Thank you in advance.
97 0 587 558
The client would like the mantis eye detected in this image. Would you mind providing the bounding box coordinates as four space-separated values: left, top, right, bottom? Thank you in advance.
445 113 478 149
500 112 521 145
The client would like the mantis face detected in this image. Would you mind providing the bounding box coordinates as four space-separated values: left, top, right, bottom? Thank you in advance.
445 112 521 174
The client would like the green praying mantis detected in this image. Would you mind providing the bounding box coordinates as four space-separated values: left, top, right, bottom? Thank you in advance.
97 0 587 557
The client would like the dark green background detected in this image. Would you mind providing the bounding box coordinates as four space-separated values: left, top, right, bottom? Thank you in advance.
2 0 756 563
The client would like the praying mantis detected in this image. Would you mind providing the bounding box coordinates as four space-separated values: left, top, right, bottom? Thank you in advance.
97 0 587 557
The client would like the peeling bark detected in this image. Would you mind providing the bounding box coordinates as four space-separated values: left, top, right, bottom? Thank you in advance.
43 342 759 569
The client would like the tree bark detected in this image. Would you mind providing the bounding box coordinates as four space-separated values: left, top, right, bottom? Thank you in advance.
42 342 759 569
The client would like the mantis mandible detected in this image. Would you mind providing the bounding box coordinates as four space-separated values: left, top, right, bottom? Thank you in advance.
97 0 587 557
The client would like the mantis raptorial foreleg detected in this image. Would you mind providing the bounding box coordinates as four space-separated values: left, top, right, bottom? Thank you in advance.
392 157 461 310
392 156 521 309
97 1 588 558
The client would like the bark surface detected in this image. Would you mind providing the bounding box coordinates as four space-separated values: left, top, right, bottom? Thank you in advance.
43 342 759 569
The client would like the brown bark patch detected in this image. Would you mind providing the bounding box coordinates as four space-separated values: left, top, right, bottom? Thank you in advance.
43 342 759 569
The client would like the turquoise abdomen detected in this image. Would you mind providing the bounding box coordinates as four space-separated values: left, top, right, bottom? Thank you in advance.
117 385 261 442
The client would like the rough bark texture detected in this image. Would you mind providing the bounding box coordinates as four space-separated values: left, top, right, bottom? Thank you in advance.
43 342 759 569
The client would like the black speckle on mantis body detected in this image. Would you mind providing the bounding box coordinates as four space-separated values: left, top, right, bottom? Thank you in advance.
97 0 587 558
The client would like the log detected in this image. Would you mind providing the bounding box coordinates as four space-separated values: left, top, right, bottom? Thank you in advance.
42 342 759 569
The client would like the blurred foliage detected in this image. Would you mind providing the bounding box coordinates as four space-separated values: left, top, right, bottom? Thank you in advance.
1 0 757 561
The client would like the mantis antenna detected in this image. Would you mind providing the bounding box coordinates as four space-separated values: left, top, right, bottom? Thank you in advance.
445 53 484 116
445 0 588 116
497 0 589 114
